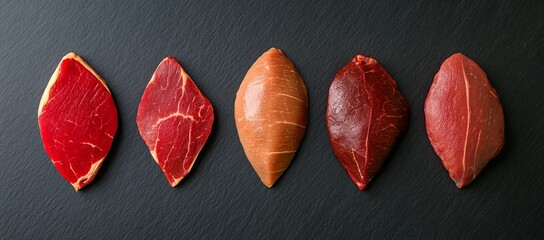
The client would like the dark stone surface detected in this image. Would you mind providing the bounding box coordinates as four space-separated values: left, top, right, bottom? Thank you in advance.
1 0 543 239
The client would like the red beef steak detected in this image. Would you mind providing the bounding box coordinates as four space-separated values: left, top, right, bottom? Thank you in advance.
38 52 118 191
137 57 214 187
425 53 504 188
326 55 409 190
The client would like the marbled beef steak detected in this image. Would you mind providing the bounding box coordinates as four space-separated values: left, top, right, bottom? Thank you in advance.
137 56 214 187
38 52 118 191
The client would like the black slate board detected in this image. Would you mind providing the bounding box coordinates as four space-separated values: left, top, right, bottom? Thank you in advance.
1 1 543 239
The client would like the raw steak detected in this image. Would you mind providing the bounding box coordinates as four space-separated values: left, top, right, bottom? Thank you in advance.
326 55 408 190
38 52 118 191
235 48 308 187
425 53 504 188
137 56 214 187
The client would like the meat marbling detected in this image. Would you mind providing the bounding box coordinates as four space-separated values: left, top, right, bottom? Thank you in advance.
137 56 214 187
235 48 308 188
38 52 118 191
326 55 408 190
425 53 504 188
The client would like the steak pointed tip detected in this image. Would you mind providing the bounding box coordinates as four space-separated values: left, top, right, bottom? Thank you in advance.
356 182 367 191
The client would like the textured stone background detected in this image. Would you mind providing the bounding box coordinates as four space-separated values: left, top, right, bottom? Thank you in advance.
1 0 543 239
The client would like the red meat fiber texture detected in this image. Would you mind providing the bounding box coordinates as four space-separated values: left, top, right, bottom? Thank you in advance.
327 55 409 190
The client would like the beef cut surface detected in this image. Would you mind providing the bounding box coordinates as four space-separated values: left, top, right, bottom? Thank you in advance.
425 53 504 188
235 48 308 187
38 52 118 191
326 55 408 190
137 56 214 187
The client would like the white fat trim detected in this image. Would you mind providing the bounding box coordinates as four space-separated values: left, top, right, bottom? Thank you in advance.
71 158 104 192
150 148 159 164
266 150 296 155
461 60 471 182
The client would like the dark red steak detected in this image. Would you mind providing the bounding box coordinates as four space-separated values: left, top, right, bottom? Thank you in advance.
137 56 214 187
326 55 409 190
38 52 118 191
425 53 504 188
